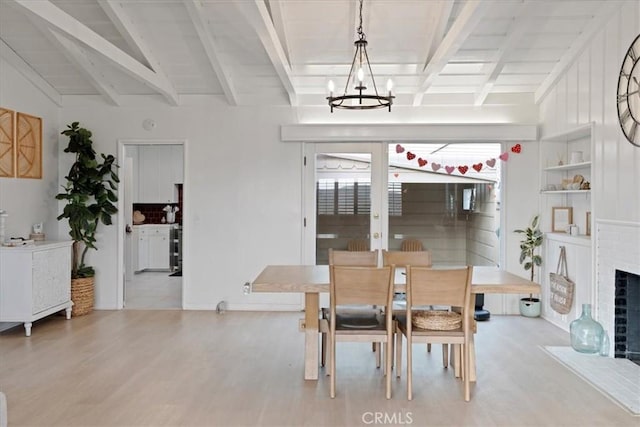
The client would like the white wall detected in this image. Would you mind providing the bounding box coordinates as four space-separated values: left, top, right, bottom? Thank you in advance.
58 99 305 310
0 57 61 241
539 5 640 223
538 5 640 321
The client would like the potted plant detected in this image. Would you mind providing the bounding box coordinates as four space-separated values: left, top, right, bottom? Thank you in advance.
514 214 543 317
56 122 119 316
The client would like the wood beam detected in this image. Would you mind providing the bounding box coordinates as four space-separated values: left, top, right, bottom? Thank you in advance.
48 30 121 106
423 0 455 67
534 1 622 104
413 0 491 106
266 0 291 65
0 39 62 106
97 0 175 100
8 0 179 105
237 0 297 106
183 0 238 106
474 1 539 106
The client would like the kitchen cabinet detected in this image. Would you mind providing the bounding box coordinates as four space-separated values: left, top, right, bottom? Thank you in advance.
133 225 170 271
0 241 73 336
136 145 183 203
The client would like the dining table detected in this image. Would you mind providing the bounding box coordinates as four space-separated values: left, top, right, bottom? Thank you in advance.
251 265 540 381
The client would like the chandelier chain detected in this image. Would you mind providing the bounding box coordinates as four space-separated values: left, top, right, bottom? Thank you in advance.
357 0 365 41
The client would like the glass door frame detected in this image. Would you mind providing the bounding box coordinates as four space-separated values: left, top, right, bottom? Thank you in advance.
302 142 388 265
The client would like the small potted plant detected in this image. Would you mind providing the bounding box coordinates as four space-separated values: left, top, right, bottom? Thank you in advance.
514 215 543 317
56 122 119 316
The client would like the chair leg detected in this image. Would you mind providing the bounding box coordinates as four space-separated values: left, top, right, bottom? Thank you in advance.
427 343 431 352
463 343 471 402
442 343 449 368
407 336 413 400
454 344 461 378
330 333 336 398
395 330 402 378
375 342 382 368
321 332 326 368
385 340 392 399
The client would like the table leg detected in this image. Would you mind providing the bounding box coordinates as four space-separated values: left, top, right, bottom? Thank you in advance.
304 292 320 380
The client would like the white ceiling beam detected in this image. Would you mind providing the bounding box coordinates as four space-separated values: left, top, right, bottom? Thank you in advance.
266 0 290 65
237 0 297 106
423 0 455 67
534 1 622 104
183 0 238 106
48 30 121 106
413 0 492 106
0 39 62 106
474 2 539 106
97 0 175 96
7 0 179 106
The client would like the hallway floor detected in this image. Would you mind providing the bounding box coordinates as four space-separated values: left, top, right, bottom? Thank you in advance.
125 271 181 309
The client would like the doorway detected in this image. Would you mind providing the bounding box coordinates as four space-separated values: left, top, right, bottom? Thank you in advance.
303 142 503 268
117 140 186 309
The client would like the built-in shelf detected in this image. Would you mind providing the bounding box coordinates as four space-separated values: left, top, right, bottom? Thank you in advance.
541 123 592 142
543 161 591 172
541 190 591 194
545 232 591 246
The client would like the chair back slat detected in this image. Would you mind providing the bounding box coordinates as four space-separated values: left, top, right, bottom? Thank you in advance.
401 239 424 251
407 267 472 308
329 249 378 266
347 239 369 251
330 266 393 307
382 250 432 268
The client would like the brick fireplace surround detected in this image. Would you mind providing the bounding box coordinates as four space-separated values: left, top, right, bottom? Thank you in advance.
596 220 640 359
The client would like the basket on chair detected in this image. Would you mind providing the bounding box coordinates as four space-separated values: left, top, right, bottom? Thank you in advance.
412 310 461 330
70 277 94 316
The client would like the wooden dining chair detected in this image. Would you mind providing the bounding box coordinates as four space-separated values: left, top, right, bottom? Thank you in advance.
396 265 473 401
381 250 444 373
328 265 395 399
321 249 379 369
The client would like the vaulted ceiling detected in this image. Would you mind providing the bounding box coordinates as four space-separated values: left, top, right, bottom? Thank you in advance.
0 0 624 108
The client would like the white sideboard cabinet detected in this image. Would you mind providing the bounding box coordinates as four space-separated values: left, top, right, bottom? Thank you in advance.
0 241 73 336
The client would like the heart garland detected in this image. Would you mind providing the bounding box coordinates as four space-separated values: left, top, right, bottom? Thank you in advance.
392 143 522 175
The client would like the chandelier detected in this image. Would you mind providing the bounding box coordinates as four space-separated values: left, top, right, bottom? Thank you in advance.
326 0 394 112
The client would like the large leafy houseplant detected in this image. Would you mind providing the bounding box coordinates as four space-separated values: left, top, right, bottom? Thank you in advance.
56 122 119 279
514 215 543 317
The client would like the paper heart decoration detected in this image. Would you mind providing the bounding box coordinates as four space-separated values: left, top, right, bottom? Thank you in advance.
472 163 483 172
395 144 405 154
486 158 496 167
431 162 441 172
393 173 399 178
499 152 509 161
445 166 455 174
458 165 469 175
407 151 416 160
511 143 521 153
417 158 427 167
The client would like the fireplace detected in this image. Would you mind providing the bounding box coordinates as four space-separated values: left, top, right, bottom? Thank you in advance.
615 270 640 364
596 220 640 359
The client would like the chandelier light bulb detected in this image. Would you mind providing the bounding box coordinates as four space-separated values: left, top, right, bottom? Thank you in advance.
327 80 335 95
357 67 364 83
386 79 394 93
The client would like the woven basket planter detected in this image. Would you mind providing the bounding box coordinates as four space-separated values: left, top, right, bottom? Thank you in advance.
71 277 94 317
412 310 461 330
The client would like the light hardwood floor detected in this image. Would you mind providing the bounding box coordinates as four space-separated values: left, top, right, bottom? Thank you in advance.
125 272 182 309
0 311 636 426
